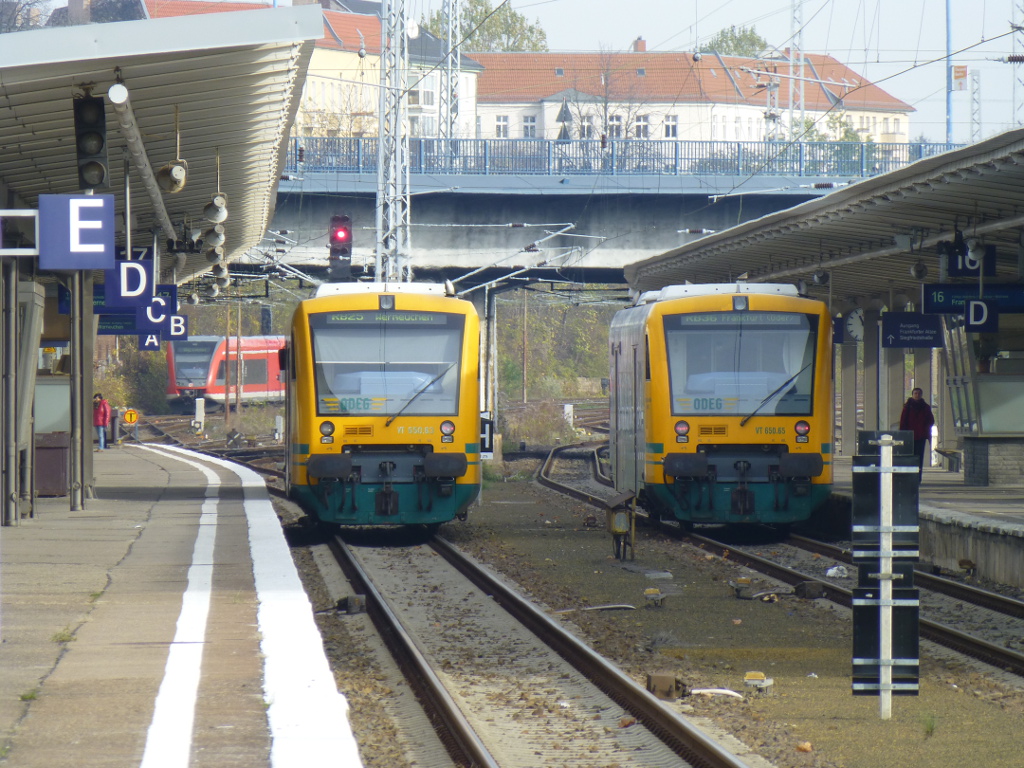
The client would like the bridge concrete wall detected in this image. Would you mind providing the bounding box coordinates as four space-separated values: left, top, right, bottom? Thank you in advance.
270 188 816 276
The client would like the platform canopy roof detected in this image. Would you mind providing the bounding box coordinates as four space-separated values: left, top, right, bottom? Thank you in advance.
626 128 1024 313
0 5 322 286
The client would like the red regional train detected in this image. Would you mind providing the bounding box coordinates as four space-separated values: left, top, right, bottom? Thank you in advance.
166 335 287 410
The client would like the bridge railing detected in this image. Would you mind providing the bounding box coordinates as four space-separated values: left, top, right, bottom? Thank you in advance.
285 137 960 178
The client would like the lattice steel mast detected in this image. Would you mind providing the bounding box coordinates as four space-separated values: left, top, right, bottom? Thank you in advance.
375 0 412 282
439 0 461 145
788 0 805 139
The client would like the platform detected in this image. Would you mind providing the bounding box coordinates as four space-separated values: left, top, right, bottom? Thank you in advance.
0 444 362 767
831 455 1024 587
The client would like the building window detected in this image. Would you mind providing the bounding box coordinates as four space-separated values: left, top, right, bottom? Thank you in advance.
580 116 595 139
408 115 437 138
555 68 564 76
894 117 901 135
523 115 537 138
608 115 623 139
664 115 678 139
636 68 646 76
495 115 509 138
634 115 649 139
408 74 436 107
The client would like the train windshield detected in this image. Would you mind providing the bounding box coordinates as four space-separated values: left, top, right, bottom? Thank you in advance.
170 340 218 385
663 311 818 417
309 310 465 417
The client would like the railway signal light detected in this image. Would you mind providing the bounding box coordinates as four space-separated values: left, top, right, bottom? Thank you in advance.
73 94 109 189
329 215 352 259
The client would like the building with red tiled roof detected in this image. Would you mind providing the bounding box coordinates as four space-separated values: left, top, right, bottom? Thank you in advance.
470 41 913 144
52 0 480 139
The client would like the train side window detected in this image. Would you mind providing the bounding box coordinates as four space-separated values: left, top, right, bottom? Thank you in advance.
645 336 651 380
244 359 268 385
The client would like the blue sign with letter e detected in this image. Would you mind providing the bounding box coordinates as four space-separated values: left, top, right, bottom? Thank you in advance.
38 194 115 270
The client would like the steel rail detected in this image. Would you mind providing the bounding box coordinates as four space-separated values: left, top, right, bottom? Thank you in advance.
433 536 754 768
686 531 1024 677
536 453 1024 679
788 533 1024 620
537 440 615 507
326 535 499 768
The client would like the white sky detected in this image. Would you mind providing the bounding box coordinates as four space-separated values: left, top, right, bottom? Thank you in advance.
410 0 1024 143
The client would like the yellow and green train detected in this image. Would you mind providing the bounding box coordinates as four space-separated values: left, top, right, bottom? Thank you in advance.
609 283 833 529
286 282 481 528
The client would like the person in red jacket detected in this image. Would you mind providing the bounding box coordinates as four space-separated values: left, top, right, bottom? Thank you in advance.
899 387 934 479
93 392 111 450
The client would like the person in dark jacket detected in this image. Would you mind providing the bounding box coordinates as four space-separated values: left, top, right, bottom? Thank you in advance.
899 387 935 478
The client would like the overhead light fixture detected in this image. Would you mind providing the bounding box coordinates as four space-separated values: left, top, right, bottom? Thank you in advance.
206 284 220 298
173 252 187 272
215 276 230 288
812 269 829 285
205 245 225 263
203 224 225 248
211 263 228 278
204 193 228 223
910 261 928 279
965 237 982 262
186 292 200 305
157 160 188 193
156 104 187 193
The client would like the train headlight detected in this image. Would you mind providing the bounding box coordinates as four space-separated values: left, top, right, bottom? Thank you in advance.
794 420 811 436
319 421 336 436
674 421 690 436
440 420 456 435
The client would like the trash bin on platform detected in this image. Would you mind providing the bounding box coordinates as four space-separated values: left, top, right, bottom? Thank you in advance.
36 431 70 496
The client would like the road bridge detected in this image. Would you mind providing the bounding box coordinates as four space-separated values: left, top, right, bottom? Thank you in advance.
265 136 957 282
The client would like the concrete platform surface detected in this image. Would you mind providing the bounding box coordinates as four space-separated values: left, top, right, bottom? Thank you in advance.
0 445 362 767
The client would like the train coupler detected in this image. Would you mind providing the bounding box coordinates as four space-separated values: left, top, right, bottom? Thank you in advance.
413 468 433 512
770 471 788 511
730 484 755 515
375 485 399 516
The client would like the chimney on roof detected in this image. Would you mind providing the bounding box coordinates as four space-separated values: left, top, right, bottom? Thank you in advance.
632 37 646 53
68 0 89 24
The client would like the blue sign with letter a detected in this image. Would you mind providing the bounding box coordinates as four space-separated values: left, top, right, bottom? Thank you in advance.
38 194 115 270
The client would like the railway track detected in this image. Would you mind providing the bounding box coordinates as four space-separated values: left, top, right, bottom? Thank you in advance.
326 530 754 768
132 415 288 492
541 441 1024 679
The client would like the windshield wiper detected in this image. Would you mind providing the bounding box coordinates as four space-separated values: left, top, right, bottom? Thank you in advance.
739 361 812 427
385 363 456 427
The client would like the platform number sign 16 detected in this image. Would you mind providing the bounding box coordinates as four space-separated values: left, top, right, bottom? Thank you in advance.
945 240 996 278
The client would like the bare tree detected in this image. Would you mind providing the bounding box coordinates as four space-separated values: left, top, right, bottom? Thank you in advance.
0 0 51 32
566 48 650 140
